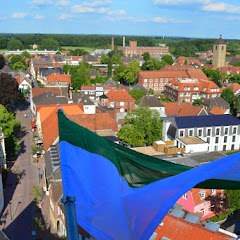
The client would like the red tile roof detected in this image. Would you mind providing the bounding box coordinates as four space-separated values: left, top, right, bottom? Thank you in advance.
210 106 227 115
47 73 71 83
155 214 230 240
162 102 204 117
106 89 135 101
227 83 240 93
32 87 63 98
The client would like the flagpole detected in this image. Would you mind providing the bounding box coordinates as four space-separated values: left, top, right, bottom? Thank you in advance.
61 196 79 240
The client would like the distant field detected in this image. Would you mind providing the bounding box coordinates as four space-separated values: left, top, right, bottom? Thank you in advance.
61 46 95 52
0 49 7 54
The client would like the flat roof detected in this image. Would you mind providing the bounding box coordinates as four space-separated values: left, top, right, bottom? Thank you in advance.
178 137 206 145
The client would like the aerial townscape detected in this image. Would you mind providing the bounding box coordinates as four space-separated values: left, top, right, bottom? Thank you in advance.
1 1 240 240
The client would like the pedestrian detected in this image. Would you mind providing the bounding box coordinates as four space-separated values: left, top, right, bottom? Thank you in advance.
24 114 27 118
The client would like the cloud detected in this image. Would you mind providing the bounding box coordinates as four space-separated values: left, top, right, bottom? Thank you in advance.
108 9 126 16
11 12 28 19
152 17 168 22
72 5 109 13
56 0 70 7
153 0 211 5
59 14 73 20
81 0 112 7
34 14 44 19
202 2 240 13
30 0 53 7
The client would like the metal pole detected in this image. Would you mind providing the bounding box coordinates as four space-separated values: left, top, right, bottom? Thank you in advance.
61 196 79 240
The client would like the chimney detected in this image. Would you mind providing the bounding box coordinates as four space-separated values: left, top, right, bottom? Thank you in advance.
111 36 114 51
123 36 125 47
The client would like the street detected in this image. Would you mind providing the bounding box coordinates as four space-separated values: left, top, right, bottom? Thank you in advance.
0 103 43 239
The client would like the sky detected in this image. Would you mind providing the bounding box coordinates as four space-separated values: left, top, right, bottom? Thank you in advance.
0 0 240 39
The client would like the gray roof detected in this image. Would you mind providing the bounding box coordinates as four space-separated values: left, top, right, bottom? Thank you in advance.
137 95 164 108
79 95 95 105
39 67 63 77
202 97 230 111
72 92 84 103
103 77 118 87
215 36 227 45
54 55 65 62
131 82 148 93
228 57 240 66
33 92 69 105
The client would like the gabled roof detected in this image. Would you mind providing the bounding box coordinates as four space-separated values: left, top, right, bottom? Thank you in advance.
47 73 71 83
103 78 118 87
227 83 240 93
106 89 134 102
202 97 230 110
39 67 63 77
163 102 205 117
79 95 95 105
131 82 148 93
50 180 63 203
137 95 164 108
155 214 231 240
32 87 66 98
32 92 68 105
210 106 227 115
175 114 240 128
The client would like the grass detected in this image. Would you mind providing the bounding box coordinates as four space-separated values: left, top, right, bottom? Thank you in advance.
61 46 95 52
224 150 240 156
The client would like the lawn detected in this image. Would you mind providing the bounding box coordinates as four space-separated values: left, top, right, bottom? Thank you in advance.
61 46 95 52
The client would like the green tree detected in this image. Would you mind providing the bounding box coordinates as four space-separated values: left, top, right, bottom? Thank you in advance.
12 61 27 70
128 89 146 101
202 68 222 87
40 38 59 50
149 88 154 95
122 60 141 84
142 58 165 71
234 62 240 66
0 105 21 157
229 74 240 83
221 88 235 105
31 185 42 204
21 51 31 59
113 63 125 82
117 125 145 147
225 190 240 210
162 55 174 65
142 52 151 61
9 55 26 69
0 54 5 69
118 107 162 146
192 98 203 106
33 217 45 231
7 38 23 50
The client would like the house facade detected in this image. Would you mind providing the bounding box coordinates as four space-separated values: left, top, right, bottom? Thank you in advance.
165 115 240 152
164 78 222 103
177 188 224 220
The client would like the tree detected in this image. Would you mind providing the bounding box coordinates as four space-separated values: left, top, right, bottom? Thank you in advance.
0 73 23 107
225 190 240 210
31 185 42 204
7 38 23 50
12 62 27 70
9 55 26 69
0 54 5 69
162 55 174 65
0 105 21 157
114 63 125 82
21 51 31 59
40 38 59 50
221 88 235 105
142 57 165 71
128 89 146 101
234 62 240 66
142 52 151 62
118 107 162 146
122 60 141 84
192 98 203 106
202 68 222 87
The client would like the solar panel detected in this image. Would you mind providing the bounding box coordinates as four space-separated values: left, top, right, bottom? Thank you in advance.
185 213 200 224
169 209 185 218
204 222 220 232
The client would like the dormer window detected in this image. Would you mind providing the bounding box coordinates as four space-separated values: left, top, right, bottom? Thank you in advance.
183 193 188 199
199 190 206 200
211 189 216 196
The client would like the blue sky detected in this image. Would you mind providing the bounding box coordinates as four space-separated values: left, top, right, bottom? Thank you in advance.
0 0 240 39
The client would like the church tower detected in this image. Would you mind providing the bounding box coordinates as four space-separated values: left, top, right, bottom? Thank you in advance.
212 35 227 68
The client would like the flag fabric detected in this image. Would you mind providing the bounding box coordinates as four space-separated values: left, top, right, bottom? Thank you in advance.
58 111 240 240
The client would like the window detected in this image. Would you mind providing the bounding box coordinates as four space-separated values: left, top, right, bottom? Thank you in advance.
183 193 188 199
222 46 224 50
120 102 124 106
207 129 211 136
149 83 153 87
149 79 153 82
206 137 210 143
215 46 217 50
144 79 148 82
216 128 220 135
233 127 237 134
199 190 206 200
57 206 61 216
232 135 236 142
188 130 193 137
224 128 228 135
160 78 163 82
224 136 227 143
198 129 203 137
215 137 219 144
154 83 158 86
179 130 184 137
211 189 216 196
